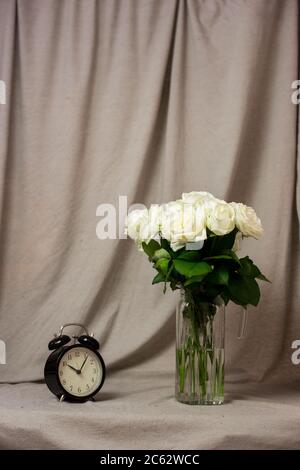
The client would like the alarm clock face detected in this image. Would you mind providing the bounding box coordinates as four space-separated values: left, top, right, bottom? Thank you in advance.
58 346 104 398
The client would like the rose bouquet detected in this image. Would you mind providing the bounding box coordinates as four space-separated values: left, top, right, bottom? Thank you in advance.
126 192 269 404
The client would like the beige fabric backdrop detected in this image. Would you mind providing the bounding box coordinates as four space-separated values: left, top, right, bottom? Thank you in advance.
0 0 299 383
0 0 299 449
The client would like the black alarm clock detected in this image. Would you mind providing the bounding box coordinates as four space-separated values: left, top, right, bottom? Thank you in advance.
44 323 106 402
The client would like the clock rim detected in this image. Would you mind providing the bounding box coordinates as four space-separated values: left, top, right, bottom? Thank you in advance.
45 344 106 402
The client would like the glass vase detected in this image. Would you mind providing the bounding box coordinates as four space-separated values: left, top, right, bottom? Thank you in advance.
176 290 225 405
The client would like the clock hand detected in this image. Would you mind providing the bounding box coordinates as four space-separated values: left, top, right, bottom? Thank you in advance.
80 355 89 372
67 364 80 374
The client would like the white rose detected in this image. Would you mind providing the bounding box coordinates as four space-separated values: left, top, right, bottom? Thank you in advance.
194 203 207 241
206 199 235 236
230 202 263 239
148 204 162 239
161 200 207 251
182 191 217 206
125 208 149 248
125 205 162 248
232 231 243 252
160 201 182 247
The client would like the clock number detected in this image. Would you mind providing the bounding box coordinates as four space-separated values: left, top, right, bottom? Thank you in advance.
90 360 94 365
92 377 95 383
59 370 63 376
75 351 80 357
86 384 90 390
62 379 66 385
68 354 72 360
70 385 73 391
62 361 67 367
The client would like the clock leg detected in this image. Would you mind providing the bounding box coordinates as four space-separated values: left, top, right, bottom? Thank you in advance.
59 394 65 402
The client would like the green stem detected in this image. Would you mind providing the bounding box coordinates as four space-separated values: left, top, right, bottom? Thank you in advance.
176 293 224 403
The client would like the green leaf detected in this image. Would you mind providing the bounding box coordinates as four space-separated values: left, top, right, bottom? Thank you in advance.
228 273 260 306
142 240 160 259
202 284 222 299
216 229 238 251
221 249 241 265
177 251 200 261
155 258 170 275
250 263 261 278
163 263 174 293
173 260 212 279
203 254 233 261
160 238 184 259
221 288 230 305
165 263 173 281
205 229 237 255
153 248 171 261
239 256 270 282
152 273 165 284
239 256 259 277
205 266 229 285
204 250 241 268
184 275 207 286
256 273 271 283
160 238 171 251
